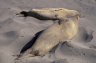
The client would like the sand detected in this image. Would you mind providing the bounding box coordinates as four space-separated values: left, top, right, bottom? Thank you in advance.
0 0 96 63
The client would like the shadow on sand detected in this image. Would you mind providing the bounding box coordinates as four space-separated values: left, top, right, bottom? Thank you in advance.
20 30 44 54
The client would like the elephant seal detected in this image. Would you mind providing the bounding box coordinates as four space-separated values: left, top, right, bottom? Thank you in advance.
17 8 80 59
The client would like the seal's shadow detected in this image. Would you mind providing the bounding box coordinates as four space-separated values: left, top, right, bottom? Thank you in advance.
20 30 44 54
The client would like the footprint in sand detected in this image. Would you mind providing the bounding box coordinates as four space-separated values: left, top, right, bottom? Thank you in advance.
79 27 94 42
52 59 68 63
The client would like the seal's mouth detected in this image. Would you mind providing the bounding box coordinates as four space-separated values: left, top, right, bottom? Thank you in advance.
77 15 80 20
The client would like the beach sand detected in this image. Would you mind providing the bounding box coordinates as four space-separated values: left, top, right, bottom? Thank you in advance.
0 0 96 63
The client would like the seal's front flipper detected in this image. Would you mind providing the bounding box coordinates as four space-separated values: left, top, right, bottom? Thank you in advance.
50 42 65 54
16 11 30 17
50 44 59 54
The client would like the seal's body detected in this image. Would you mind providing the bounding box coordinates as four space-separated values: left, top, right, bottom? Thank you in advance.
18 8 80 58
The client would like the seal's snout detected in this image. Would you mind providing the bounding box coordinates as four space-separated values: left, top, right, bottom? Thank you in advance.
69 10 80 20
76 12 81 18
75 12 80 20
